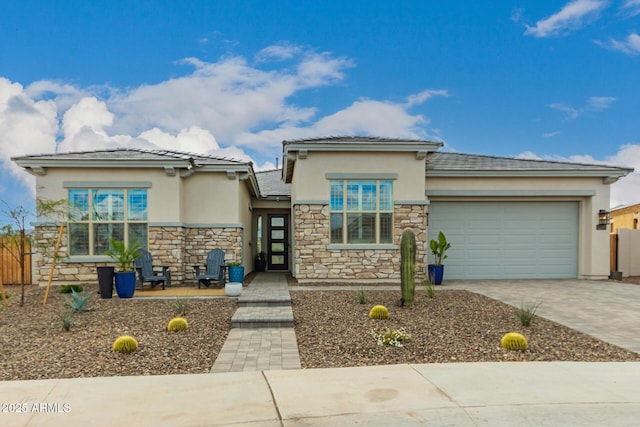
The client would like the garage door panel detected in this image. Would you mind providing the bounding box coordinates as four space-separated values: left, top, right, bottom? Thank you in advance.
428 201 578 279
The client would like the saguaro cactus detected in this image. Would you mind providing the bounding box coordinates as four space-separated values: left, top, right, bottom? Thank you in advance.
400 229 416 306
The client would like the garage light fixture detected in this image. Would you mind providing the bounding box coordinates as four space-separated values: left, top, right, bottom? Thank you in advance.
597 209 610 230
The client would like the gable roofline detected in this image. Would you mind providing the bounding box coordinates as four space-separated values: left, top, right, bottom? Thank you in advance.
426 152 633 183
12 147 261 196
282 136 443 183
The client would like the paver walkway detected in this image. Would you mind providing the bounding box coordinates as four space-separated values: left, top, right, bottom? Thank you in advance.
210 272 301 372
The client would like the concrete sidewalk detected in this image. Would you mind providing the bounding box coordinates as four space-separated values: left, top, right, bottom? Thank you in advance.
2 362 639 426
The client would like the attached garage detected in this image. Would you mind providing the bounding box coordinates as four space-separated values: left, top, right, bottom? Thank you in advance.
428 201 579 279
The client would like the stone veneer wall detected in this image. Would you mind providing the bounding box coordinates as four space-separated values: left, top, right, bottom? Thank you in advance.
31 224 243 285
294 204 427 281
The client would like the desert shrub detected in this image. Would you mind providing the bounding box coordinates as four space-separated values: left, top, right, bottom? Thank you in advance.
64 289 93 313
357 288 366 304
168 298 187 315
60 284 84 294
369 305 390 320
113 335 138 354
501 332 528 351
167 317 189 332
59 309 73 331
424 279 435 299
371 328 411 347
518 301 540 327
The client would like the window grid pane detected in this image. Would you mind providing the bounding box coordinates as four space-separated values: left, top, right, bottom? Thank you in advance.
379 181 393 211
330 213 343 243
93 223 124 255
69 223 89 255
128 189 147 221
69 190 89 221
92 190 125 221
128 223 148 250
379 213 393 243
347 213 376 244
330 181 344 210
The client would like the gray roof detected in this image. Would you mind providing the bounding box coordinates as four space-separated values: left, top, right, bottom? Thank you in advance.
12 148 248 166
282 136 442 146
256 169 291 197
427 152 633 176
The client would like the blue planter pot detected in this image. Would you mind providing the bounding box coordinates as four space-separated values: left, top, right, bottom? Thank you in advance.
228 266 245 283
114 272 137 298
428 264 445 285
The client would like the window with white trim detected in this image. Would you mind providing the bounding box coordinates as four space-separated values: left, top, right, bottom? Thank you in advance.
68 189 148 255
330 180 393 244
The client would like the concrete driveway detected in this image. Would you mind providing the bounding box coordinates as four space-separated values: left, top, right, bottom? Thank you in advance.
444 279 640 353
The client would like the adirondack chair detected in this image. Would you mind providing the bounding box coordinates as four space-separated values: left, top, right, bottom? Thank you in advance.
193 248 227 288
135 249 171 290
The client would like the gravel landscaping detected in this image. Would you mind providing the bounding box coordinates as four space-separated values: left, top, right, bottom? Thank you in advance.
0 284 236 381
1 280 639 381
291 289 640 368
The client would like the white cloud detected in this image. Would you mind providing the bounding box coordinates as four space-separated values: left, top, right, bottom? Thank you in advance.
587 96 616 111
511 8 525 23
524 0 607 38
596 32 640 55
405 89 449 108
517 144 640 208
622 0 640 16
0 78 58 195
1 45 445 200
549 96 615 119
543 131 561 138
255 44 301 62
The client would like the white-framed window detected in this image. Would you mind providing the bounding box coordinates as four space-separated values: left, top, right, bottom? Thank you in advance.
330 180 393 244
68 189 148 255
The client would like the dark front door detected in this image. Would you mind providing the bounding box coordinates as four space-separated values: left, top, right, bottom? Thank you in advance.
267 214 288 271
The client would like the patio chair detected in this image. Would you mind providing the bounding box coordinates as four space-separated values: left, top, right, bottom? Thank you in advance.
193 248 227 288
135 249 171 290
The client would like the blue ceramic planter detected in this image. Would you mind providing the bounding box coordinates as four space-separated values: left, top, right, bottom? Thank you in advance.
428 264 444 285
228 266 245 283
114 272 137 298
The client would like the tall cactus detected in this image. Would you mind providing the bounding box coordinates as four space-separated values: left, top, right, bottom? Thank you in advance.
400 229 416 306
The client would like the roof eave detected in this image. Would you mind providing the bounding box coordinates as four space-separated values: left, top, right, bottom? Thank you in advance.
426 169 633 181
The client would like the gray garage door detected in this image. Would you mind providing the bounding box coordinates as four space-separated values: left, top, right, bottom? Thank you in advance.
428 201 578 279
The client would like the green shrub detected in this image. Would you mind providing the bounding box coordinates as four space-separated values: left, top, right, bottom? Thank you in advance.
371 328 411 347
113 335 138 354
64 289 93 313
369 305 389 320
518 301 540 327
60 284 84 294
59 309 73 331
167 317 189 332
168 298 187 315
501 332 528 351
424 279 435 299
357 288 366 304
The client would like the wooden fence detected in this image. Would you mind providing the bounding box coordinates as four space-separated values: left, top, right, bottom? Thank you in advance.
0 237 32 285
610 233 618 273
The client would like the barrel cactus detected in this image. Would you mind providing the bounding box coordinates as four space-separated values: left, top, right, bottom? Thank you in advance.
167 317 189 332
500 332 528 351
113 335 138 354
400 229 416 306
369 305 390 320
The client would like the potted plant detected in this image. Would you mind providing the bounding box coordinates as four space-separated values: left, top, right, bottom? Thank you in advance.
254 251 266 272
107 239 142 298
227 261 244 283
428 231 451 285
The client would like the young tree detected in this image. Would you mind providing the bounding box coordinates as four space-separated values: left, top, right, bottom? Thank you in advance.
0 198 68 306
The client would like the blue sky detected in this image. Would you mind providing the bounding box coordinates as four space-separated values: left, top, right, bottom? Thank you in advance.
1 0 639 223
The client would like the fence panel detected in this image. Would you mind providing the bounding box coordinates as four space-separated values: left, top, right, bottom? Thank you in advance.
610 233 617 273
0 237 32 285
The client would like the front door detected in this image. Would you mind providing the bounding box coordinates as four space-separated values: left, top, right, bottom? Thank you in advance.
267 214 288 270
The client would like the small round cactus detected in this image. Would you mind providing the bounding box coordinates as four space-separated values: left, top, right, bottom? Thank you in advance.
113 335 138 354
167 317 189 332
501 332 528 351
369 305 390 320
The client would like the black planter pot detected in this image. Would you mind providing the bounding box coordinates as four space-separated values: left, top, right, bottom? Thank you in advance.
97 266 115 299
